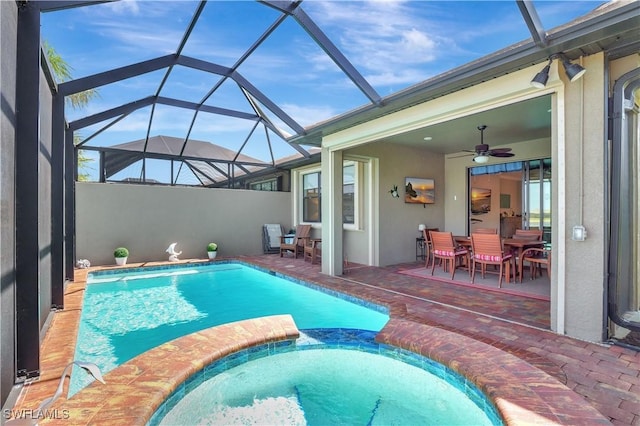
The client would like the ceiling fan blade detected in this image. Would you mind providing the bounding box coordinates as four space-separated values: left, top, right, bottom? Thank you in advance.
447 152 475 159
488 147 512 153
490 152 515 158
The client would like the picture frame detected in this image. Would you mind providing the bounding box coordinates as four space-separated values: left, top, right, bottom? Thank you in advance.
404 177 435 204
500 193 511 209
471 187 491 215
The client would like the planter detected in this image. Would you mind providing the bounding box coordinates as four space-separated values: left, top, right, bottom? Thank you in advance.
115 257 127 266
207 251 217 260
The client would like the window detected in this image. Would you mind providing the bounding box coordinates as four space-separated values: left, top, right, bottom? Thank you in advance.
299 163 358 225
303 172 321 222
250 178 278 191
342 164 355 224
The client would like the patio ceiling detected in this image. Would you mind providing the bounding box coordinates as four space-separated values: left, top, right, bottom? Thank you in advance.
39 0 640 185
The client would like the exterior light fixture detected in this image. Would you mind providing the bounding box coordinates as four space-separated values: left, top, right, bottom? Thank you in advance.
572 225 587 241
473 154 490 164
530 54 586 88
530 59 552 88
389 185 399 198
560 56 586 82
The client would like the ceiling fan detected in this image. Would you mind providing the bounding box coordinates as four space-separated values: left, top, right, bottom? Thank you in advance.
462 125 515 163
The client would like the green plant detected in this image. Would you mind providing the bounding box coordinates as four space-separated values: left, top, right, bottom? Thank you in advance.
207 243 218 252
114 247 129 258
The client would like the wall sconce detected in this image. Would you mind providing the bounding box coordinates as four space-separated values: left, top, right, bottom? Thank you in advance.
530 54 586 88
389 185 399 198
572 225 587 241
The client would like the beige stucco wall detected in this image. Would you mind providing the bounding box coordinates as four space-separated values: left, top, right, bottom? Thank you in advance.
560 53 607 341
76 183 292 265
347 141 445 266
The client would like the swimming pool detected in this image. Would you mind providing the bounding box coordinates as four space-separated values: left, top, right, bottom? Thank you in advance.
71 261 389 393
150 329 502 425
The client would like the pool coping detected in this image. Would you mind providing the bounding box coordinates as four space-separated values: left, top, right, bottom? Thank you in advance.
46 315 608 425
12 259 611 425
45 315 300 425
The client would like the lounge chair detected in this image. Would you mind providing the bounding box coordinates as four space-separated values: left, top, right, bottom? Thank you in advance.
263 224 285 254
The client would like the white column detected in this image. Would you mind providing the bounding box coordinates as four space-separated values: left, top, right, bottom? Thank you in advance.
321 148 343 275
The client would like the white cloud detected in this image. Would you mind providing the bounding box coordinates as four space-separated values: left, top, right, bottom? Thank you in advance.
279 103 339 128
104 0 140 15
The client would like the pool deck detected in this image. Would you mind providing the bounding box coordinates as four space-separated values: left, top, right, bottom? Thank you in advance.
9 255 640 425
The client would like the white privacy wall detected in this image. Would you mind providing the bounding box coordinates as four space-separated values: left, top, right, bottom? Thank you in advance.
75 183 292 265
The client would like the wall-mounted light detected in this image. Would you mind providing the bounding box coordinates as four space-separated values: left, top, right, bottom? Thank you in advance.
572 225 587 241
530 58 552 89
389 185 399 198
530 54 586 88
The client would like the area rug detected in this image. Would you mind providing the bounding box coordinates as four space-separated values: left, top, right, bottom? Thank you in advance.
398 265 550 301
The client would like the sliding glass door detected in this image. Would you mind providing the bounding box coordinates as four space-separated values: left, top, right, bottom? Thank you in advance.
468 158 551 240
523 159 552 244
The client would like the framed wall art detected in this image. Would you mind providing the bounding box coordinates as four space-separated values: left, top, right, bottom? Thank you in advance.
471 187 491 215
405 178 435 204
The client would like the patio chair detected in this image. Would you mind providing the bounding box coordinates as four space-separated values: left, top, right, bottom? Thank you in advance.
422 227 439 268
470 233 514 288
519 247 551 282
279 224 311 258
304 239 322 264
429 231 470 280
514 229 543 240
473 227 498 234
262 224 285 254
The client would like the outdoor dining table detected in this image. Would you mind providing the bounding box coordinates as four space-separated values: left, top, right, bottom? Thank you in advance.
454 236 545 279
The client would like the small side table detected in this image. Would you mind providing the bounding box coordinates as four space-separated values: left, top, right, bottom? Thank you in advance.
416 237 426 261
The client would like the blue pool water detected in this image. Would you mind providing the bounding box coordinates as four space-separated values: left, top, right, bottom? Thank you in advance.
71 262 388 394
150 329 503 425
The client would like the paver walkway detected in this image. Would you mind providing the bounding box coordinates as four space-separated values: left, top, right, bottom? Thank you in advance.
243 255 640 425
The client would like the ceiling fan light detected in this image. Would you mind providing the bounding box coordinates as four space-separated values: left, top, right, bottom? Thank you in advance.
473 155 489 164
530 63 550 88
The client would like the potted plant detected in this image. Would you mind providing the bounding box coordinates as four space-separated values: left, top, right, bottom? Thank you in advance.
207 243 218 260
114 247 129 266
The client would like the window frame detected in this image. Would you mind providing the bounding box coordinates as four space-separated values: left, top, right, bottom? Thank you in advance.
293 161 361 230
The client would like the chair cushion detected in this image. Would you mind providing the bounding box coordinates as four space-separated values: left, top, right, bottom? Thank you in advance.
434 248 467 257
474 253 512 262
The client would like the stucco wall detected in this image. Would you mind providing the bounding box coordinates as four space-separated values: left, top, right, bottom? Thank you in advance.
348 141 445 266
75 183 292 265
561 53 607 341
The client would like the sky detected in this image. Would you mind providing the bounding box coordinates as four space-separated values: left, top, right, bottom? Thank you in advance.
40 0 604 183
